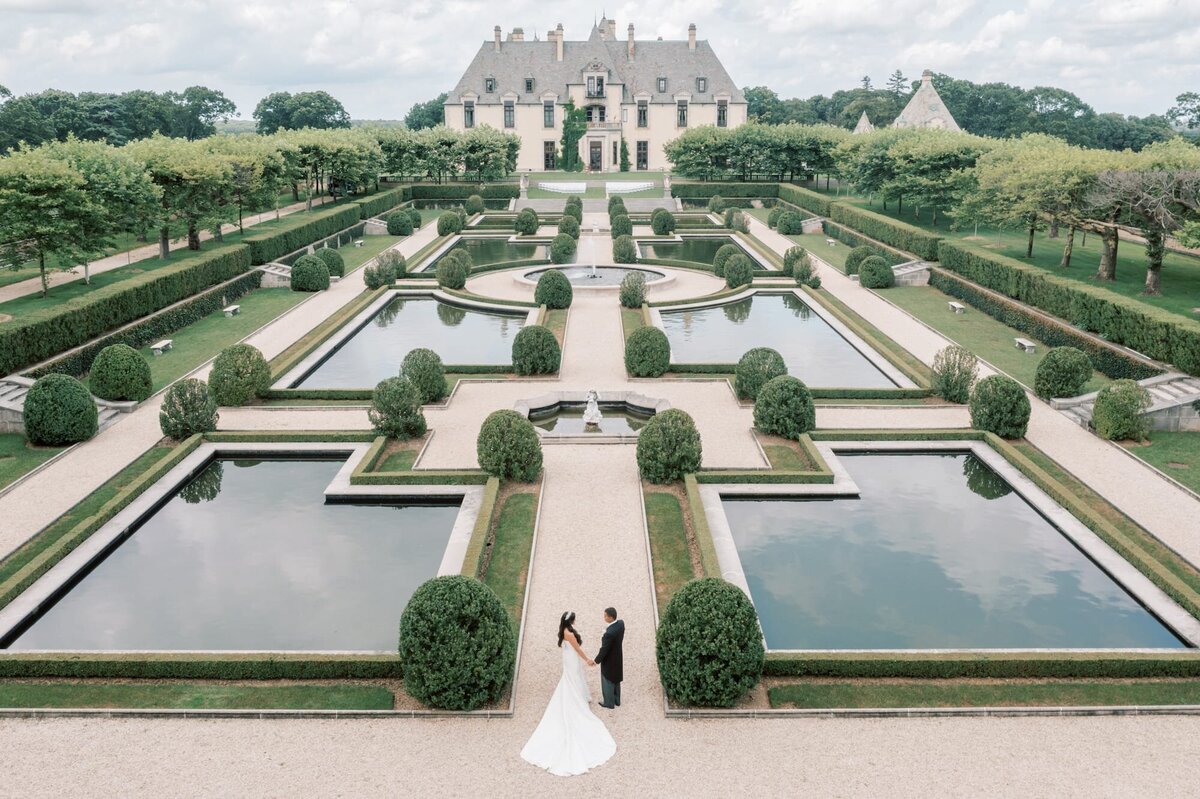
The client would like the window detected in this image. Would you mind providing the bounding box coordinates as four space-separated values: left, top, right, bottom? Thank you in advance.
543 141 556 170
612 141 618 166
484 77 495 93
586 76 605 98
543 101 554 128
657 77 667 93
525 78 534 93
677 101 688 127
636 140 648 170
585 105 606 123
503 100 514 128
464 101 475 128
697 77 707 93
637 101 647 128
717 100 728 127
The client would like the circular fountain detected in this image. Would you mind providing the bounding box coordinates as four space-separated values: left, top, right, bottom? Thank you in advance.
515 390 671 441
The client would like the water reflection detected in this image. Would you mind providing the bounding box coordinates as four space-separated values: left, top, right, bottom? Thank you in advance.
438 238 546 267
436 301 468 327
179 461 222 504
963 455 1013 501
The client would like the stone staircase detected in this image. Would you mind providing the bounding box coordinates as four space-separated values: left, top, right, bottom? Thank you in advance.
1054 373 1200 431
0 375 136 436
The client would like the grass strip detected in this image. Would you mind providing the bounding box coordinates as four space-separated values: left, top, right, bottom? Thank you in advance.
0 681 394 710
644 490 696 609
768 679 1200 709
482 490 538 627
0 434 65 492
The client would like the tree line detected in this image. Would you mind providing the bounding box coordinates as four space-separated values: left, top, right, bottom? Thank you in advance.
744 72 1187 152
0 125 520 296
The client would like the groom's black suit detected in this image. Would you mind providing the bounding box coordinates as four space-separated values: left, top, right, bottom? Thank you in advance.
594 619 624 708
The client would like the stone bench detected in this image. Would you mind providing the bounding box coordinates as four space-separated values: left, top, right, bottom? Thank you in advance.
825 238 836 246
1014 337 1036 353
150 339 173 356
354 239 364 248
948 301 966 314
223 304 240 317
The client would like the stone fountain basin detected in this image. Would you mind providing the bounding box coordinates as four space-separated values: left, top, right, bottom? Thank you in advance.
515 266 673 290
514 391 671 443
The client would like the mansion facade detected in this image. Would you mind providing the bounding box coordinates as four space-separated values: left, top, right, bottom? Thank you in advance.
444 18 747 172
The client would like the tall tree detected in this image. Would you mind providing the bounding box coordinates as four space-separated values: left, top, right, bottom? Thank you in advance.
742 86 784 125
170 86 237 141
253 91 350 134
886 70 909 100
404 94 447 130
123 135 232 256
1168 91 1200 129
252 92 296 135
860 75 873 91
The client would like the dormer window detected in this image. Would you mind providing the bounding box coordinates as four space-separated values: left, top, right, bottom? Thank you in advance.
484 77 496 93
697 77 707 93
464 101 475 128
657 77 667 93
525 78 534 93
586 75 605 98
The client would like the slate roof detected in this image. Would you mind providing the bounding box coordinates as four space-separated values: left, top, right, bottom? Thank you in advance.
446 23 746 106
892 71 961 132
852 111 875 134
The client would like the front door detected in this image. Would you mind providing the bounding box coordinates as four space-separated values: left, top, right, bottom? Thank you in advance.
589 140 602 171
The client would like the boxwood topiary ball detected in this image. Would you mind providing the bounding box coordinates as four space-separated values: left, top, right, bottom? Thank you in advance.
209 343 271 407
549 233 577 265
1034 346 1093 400
387 211 414 236
534 268 573 308
437 211 463 236
753 375 815 440
465 194 485 215
613 234 637 264
712 244 741 277
401 348 448 404
636 408 702 483
969 374 1031 439
315 247 345 277
858 256 895 289
435 251 470 290
290 254 330 292
735 347 787 400
159 378 218 440
624 326 670 377
511 325 561 375
558 214 580 240
610 214 633 238
23 373 98 446
844 245 875 275
476 409 543 480
89 343 152 402
368 376 427 439
619 271 647 309
514 208 539 235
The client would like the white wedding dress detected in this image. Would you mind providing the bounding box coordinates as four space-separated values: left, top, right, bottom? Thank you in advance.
520 641 616 777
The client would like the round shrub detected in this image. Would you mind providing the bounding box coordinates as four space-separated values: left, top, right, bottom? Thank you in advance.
656 578 764 707
23 374 97 446
858 256 895 289
477 409 543 480
89 343 152 402
464 194 485 215
707 195 725 214
558 214 580 240
514 208 539 235
724 208 749 233
315 247 345 277
401 348 448 404
651 209 676 235
368 376 426 439
511 325 560 375
637 409 702 483
791 251 816 287
159 378 218 439
564 200 583 223
619 271 647 309
549 233 577 265
435 250 470 290
1092 379 1151 441
607 196 626 215
625 326 670 377
712 243 740 277
437 211 463 236
767 207 784 229
776 211 804 235
613 234 637 264
931 345 978 404
782 246 808 278
724 253 753 289
753 375 815 439
1034 347 1093 400
209 344 270 406
845 245 875 275
387 211 413 236
969 374 1031 439
406 207 422 229
456 207 468 227
610 214 633 238
534 269 573 309
365 250 406 288
735 347 788 400
290 254 330 292
399 575 515 711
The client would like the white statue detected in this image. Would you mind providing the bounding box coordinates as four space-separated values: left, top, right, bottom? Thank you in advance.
662 174 671 190
582 390 603 428
520 173 529 191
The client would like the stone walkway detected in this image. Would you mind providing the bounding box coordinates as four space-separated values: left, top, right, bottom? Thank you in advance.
0 196 330 304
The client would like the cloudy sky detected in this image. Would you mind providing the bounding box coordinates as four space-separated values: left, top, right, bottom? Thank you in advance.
1 0 1197 120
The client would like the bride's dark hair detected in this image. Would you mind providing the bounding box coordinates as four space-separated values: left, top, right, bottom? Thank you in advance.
557 611 581 647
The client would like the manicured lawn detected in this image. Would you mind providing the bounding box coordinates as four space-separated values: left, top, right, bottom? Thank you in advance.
341 236 403 272
83 288 308 394
802 183 1200 322
483 491 538 625
769 680 1200 709
885 285 1110 394
1125 432 1200 494
0 681 394 710
620 307 644 340
0 434 65 492
378 448 418 472
762 443 814 471
643 489 695 609
544 308 568 344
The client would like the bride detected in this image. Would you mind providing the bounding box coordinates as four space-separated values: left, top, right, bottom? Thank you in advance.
520 611 616 777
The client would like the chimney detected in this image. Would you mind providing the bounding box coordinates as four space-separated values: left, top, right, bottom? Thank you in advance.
627 23 635 61
493 25 501 52
510 27 524 42
555 23 564 61
921 69 933 84
608 19 617 38
688 23 696 51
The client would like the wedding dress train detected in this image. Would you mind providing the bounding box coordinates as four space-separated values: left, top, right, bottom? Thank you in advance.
520 642 616 776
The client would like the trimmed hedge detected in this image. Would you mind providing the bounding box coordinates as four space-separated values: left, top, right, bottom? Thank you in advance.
409 184 519 201
844 245 875 276
0 652 403 680
244 204 361 265
436 251 471 289
763 651 1200 679
929 269 1161 381
775 211 805 235
637 408 702 483
549 233 577 265
829 202 942 260
777 183 833 216
437 211 463 236
88 343 152 402
353 186 409 219
651 209 677 235
724 254 753 289
858 256 895 289
534 269 573 309
477 409 543 480
936 242 1199 376
465 194 486 215
672 182 780 200
398 575 515 710
558 214 580 240
511 324 561 375
23 374 98 446
625 325 670 377
1 245 253 377
713 243 740 277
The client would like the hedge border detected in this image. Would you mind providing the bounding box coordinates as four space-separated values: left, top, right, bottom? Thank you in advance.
244 204 363 265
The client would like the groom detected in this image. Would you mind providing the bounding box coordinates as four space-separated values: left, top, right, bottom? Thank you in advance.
592 607 624 709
